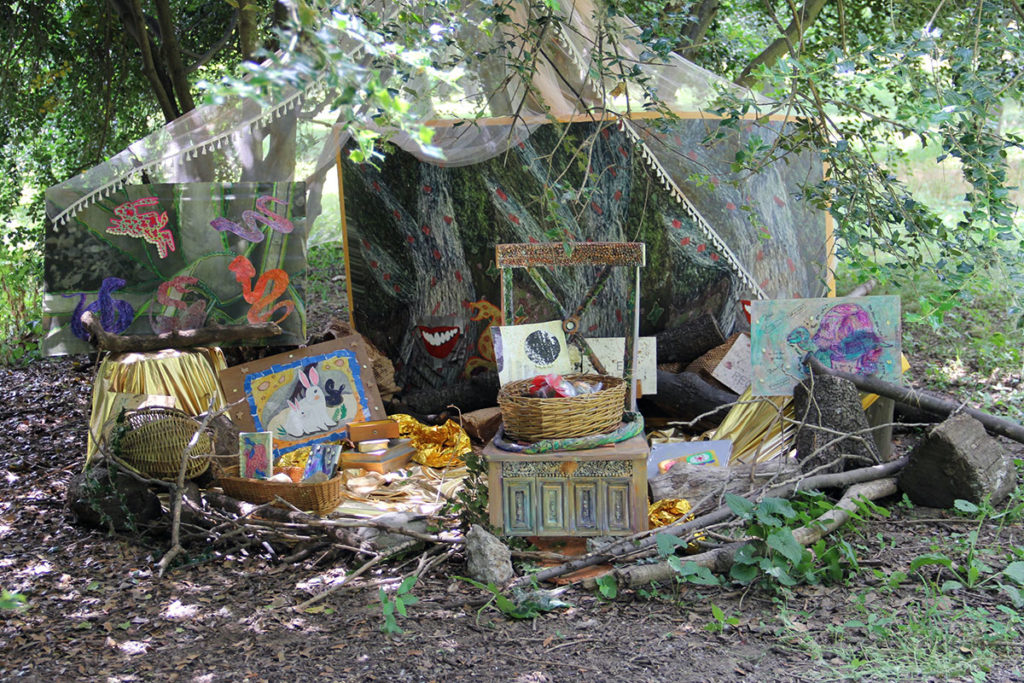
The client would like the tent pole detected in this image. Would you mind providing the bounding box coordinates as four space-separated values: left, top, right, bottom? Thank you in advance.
336 148 356 328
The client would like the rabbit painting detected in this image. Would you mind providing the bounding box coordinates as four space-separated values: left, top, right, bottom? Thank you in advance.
280 364 337 437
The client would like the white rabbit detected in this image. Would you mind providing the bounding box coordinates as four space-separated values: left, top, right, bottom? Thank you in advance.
283 397 310 437
293 365 335 433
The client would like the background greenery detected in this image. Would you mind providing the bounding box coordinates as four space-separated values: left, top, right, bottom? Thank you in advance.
1 1 1021 412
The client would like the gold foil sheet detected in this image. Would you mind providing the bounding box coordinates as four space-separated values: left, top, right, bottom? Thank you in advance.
390 414 469 468
648 498 693 528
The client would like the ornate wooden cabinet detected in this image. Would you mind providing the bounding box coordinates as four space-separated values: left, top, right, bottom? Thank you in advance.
484 435 649 536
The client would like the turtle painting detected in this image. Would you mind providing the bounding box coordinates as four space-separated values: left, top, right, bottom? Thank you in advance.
786 302 891 375
749 295 901 396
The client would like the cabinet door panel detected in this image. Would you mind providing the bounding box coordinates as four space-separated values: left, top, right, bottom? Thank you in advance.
573 482 599 532
539 481 568 533
605 480 632 532
504 480 534 534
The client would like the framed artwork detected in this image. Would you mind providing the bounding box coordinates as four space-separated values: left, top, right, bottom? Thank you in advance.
42 181 307 355
750 295 902 396
239 431 274 479
219 336 385 456
492 320 572 385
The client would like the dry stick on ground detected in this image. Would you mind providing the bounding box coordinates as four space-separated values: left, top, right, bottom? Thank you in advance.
157 395 221 577
806 356 1024 444
510 457 907 589
603 476 899 589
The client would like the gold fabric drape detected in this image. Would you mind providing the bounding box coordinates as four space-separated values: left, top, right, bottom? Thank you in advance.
86 348 227 464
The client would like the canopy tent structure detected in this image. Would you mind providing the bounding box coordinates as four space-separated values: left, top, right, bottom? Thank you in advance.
43 1 831 370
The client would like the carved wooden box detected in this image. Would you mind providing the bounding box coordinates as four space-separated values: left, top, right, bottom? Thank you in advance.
484 434 649 536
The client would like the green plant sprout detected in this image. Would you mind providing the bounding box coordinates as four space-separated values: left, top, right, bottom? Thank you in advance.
380 575 418 635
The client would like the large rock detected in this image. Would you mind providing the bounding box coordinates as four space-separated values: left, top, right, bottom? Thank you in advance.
898 413 1018 508
793 373 881 475
67 465 163 532
465 524 513 586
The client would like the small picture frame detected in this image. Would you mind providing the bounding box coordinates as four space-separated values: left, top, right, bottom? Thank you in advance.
240 431 274 479
304 443 341 481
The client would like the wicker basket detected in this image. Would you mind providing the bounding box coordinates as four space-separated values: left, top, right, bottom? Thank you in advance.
114 407 212 480
497 373 626 441
217 466 344 516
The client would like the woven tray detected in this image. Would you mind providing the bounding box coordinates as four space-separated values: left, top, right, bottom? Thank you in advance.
497 373 625 441
217 465 344 516
115 407 212 481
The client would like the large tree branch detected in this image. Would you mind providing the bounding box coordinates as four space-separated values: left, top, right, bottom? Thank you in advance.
109 0 179 121
80 311 281 352
805 356 1024 444
736 0 828 87
609 477 898 588
153 0 195 112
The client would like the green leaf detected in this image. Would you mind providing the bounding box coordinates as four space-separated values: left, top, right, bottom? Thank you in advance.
397 575 418 595
677 560 721 586
953 499 979 515
910 553 954 572
711 604 725 621
655 533 685 557
766 528 805 566
595 574 618 599
729 562 759 583
1002 561 1024 585
724 493 754 519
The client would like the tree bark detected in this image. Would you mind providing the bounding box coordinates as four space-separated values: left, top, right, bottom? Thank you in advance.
81 311 281 352
649 458 801 503
655 312 726 364
122 0 179 121
644 370 737 428
736 0 829 87
806 356 1024 444
678 0 720 59
238 6 259 62
153 0 195 112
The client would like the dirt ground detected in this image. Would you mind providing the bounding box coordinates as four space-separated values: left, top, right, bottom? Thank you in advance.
2 357 1023 682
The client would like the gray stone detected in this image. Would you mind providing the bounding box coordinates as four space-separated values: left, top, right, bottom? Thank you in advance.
67 466 163 532
898 412 1018 508
793 373 881 475
465 524 513 586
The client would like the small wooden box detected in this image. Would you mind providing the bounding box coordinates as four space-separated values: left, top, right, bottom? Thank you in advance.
348 419 400 442
341 438 415 474
484 434 649 536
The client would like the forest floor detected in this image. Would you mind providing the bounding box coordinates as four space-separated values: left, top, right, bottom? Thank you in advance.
2 291 1023 681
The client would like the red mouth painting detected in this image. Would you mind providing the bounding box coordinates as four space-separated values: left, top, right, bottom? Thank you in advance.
417 325 461 359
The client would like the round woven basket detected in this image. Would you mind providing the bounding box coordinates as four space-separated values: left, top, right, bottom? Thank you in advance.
115 407 212 480
497 373 626 441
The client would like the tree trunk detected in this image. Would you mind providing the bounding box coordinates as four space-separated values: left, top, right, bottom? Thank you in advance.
643 370 737 428
153 0 195 112
122 0 179 121
655 312 725 364
649 458 801 503
237 6 258 62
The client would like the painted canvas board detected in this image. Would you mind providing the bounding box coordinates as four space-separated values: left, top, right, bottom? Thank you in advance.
573 337 657 394
750 296 902 396
42 182 307 355
219 337 385 456
304 443 341 480
492 320 572 386
648 440 732 478
239 431 274 479
341 116 830 392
